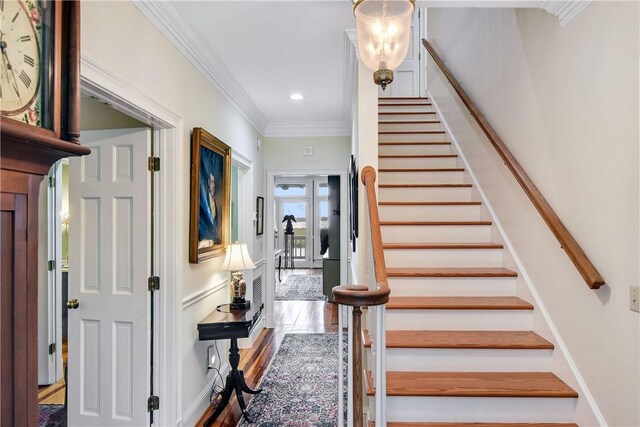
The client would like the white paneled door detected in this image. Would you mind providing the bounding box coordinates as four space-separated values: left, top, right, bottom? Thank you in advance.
379 9 421 97
68 128 151 426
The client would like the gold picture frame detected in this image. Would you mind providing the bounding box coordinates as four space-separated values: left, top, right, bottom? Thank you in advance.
189 128 231 263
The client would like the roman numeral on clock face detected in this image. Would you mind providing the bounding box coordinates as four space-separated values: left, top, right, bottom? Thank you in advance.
20 35 31 42
19 70 31 88
23 55 34 67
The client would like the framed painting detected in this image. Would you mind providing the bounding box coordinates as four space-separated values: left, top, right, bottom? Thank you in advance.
189 128 232 263
256 196 265 236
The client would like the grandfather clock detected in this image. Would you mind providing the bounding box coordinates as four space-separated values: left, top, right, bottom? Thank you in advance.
0 1 88 425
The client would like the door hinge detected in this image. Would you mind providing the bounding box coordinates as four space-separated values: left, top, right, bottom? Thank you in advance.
147 395 159 412
148 276 160 291
148 156 160 172
48 176 55 187
48 260 56 271
48 343 56 355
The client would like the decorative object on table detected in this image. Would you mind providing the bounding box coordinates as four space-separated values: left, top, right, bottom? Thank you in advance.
349 155 359 251
275 272 325 301
256 196 264 236
238 333 339 426
353 0 416 90
220 242 256 309
189 127 231 263
282 214 296 234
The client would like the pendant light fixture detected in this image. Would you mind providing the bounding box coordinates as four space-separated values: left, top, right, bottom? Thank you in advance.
353 0 415 90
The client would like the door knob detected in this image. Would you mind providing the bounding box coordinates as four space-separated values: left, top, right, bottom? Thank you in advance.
66 298 79 309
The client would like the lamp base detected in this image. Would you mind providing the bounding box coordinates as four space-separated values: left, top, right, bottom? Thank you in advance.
230 300 251 310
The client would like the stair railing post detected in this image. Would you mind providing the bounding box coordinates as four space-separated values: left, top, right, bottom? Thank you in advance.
352 306 364 427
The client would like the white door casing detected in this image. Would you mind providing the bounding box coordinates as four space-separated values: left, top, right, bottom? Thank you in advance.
68 128 151 426
379 9 421 97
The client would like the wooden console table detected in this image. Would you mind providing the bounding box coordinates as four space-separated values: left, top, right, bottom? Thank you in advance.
198 304 262 425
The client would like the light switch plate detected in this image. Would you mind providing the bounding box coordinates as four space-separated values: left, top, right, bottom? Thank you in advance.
630 285 640 313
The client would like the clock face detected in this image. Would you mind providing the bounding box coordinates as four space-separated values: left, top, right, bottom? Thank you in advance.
0 0 44 125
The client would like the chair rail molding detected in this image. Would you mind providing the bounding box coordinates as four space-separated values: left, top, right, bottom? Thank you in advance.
133 0 269 134
541 0 592 26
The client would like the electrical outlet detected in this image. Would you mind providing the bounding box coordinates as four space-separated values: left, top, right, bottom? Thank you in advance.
630 286 640 313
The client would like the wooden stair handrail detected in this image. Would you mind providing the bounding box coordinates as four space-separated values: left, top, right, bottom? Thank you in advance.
333 166 391 306
422 38 605 289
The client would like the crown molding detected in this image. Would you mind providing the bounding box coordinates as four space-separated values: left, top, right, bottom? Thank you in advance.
133 1 269 134
264 121 351 138
540 0 592 26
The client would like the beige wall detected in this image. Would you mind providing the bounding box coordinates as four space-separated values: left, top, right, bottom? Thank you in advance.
81 97 149 131
263 136 351 171
82 2 265 424
428 3 639 426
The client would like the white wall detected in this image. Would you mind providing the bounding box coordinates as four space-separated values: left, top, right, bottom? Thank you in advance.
263 136 351 171
427 4 639 425
81 2 265 424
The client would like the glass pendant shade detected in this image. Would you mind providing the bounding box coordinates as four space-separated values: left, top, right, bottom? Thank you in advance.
354 0 415 89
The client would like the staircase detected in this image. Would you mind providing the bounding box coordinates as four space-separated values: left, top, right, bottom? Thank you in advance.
366 97 579 426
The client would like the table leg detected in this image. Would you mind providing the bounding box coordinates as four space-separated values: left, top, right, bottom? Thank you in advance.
278 254 282 281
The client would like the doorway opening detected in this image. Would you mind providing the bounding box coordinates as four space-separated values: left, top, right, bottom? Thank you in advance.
37 97 155 426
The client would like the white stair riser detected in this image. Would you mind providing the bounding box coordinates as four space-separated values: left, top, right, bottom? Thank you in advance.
379 133 447 143
379 204 482 221
382 348 553 372
379 98 430 104
382 225 492 243
385 396 577 423
385 309 532 330
379 171 465 185
379 156 459 169
379 113 438 121
379 144 452 156
379 186 473 202
378 105 435 113
384 248 503 268
388 277 517 297
379 122 443 132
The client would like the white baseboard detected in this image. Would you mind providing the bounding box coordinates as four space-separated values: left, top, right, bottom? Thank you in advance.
181 362 230 426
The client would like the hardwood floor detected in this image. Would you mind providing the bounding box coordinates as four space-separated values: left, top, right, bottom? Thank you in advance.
197 269 338 427
37 340 68 405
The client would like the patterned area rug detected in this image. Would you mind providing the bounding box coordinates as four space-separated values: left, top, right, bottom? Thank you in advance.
275 273 326 301
239 333 338 426
39 404 66 427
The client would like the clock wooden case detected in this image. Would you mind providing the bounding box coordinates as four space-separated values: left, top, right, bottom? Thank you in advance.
1 1 88 425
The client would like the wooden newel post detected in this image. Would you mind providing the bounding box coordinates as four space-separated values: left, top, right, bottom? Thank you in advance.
353 306 364 427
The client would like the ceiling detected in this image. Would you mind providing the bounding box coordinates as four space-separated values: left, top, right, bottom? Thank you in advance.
135 0 572 137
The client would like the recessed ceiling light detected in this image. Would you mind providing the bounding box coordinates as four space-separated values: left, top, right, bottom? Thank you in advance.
289 93 304 101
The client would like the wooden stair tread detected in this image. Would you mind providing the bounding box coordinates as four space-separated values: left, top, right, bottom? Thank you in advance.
371 422 578 427
379 111 437 115
368 371 578 398
384 243 503 250
364 330 551 349
379 103 433 107
380 131 446 134
379 184 471 188
386 267 517 278
379 154 457 158
379 142 450 145
379 120 441 124
381 221 492 226
379 168 464 172
387 296 533 310
379 96 429 100
379 201 480 206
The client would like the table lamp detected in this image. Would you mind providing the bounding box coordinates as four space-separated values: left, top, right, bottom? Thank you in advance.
220 242 256 310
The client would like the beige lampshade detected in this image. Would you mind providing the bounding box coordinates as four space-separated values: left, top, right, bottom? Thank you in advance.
354 0 415 73
220 243 256 272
